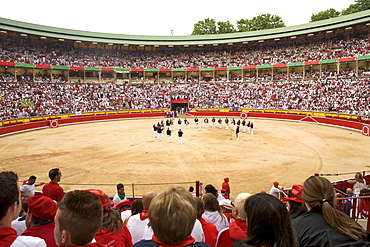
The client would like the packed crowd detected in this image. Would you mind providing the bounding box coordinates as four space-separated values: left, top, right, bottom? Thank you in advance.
0 30 369 68
2 169 370 247
0 78 369 120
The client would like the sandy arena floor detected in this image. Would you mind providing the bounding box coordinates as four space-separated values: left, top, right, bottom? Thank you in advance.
1 117 369 200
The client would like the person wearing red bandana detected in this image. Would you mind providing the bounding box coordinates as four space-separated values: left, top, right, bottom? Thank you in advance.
133 186 209 247
0 171 46 247
126 191 157 244
54 190 104 247
85 189 132 247
42 168 64 202
22 195 58 247
20 175 44 200
216 193 251 247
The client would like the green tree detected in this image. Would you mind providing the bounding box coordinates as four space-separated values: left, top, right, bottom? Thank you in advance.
217 20 236 34
310 8 340 22
191 18 217 35
342 0 370 15
237 13 285 32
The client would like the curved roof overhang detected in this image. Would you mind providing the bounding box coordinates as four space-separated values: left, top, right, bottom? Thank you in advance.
0 10 370 47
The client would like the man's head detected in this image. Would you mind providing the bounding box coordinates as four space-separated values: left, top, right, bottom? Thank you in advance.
54 190 103 246
149 186 196 244
142 191 157 209
26 195 57 228
49 168 62 182
273 182 279 188
0 171 21 225
116 183 125 194
232 193 252 220
224 177 229 182
28 175 37 184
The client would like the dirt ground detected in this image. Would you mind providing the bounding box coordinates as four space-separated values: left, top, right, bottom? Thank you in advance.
1 116 369 200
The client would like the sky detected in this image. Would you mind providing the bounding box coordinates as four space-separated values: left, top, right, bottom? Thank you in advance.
1 0 354 36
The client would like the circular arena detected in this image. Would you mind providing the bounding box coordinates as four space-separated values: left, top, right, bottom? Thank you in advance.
0 11 370 199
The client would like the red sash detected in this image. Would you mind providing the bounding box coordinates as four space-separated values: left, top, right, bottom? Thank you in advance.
0 227 18 247
152 235 195 247
140 208 149 220
22 179 31 185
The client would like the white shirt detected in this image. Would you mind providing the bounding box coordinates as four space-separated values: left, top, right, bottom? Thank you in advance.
20 184 35 200
11 217 27 235
269 185 282 198
126 213 149 244
113 192 127 205
202 211 229 231
11 236 46 247
121 210 132 221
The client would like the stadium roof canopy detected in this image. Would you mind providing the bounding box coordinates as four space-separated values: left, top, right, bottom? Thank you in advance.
0 10 370 47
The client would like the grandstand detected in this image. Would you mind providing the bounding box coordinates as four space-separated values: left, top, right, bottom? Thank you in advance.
0 9 370 230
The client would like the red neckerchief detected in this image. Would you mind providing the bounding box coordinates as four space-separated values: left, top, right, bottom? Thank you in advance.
152 235 195 247
22 179 31 185
0 227 18 247
140 208 149 220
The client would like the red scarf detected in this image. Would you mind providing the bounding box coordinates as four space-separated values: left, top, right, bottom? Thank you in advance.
0 227 18 247
22 179 31 185
152 235 195 247
140 208 149 220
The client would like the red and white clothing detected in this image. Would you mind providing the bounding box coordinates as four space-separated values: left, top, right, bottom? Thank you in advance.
197 217 217 247
42 182 64 202
22 222 57 247
20 181 36 200
202 211 228 231
94 223 133 247
216 219 247 247
0 227 46 247
126 211 150 244
222 182 230 196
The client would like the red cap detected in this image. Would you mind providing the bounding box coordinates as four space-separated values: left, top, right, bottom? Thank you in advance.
115 200 132 212
27 195 57 221
224 177 229 181
282 185 303 203
273 182 279 186
86 189 109 208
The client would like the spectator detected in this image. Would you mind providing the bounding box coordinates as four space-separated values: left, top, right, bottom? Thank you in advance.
133 186 208 247
282 184 306 220
113 183 127 206
0 171 46 246
20 175 44 200
221 178 230 198
22 195 58 247
86 189 132 247
11 201 28 235
348 172 367 196
357 188 370 219
233 193 297 247
194 197 218 247
126 191 156 244
269 181 283 199
292 176 370 246
201 193 229 231
123 199 143 225
54 190 103 247
216 193 251 247
204 184 224 203
42 168 64 202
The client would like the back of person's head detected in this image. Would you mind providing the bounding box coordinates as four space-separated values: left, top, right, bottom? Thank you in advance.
194 197 205 218
86 189 122 232
0 171 19 221
142 191 157 208
131 199 143 215
233 193 251 220
303 176 367 240
204 184 218 198
55 190 103 246
48 168 60 180
149 186 196 245
116 183 124 191
27 195 57 226
355 172 363 182
202 193 220 212
189 186 194 193
244 193 297 247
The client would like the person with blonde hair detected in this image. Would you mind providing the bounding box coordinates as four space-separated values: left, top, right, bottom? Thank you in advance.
292 176 370 246
216 193 251 247
348 172 367 196
133 186 208 246
202 193 229 231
